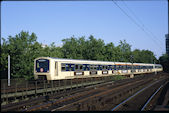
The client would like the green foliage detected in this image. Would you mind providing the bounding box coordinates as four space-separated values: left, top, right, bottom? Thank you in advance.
111 75 127 81
159 54 169 72
61 35 105 60
117 40 132 62
0 31 161 79
132 49 157 63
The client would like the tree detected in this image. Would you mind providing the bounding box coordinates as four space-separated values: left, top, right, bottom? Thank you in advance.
117 40 132 62
84 35 105 60
62 36 80 59
1 31 161 80
1 31 41 79
159 54 169 72
104 42 116 61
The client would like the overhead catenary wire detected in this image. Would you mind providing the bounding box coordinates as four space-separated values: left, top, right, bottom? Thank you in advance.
112 0 164 51
121 0 164 46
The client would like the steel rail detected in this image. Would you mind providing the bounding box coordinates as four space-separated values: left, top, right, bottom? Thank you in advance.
50 78 153 111
25 77 147 111
141 81 168 111
111 78 165 111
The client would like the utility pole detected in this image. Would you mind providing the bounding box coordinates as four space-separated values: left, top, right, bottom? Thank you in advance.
130 55 134 78
154 60 157 75
8 55 10 86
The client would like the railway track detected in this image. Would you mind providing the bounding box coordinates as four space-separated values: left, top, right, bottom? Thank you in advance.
21 73 165 111
1 73 152 111
1 76 113 105
111 77 169 111
2 72 168 111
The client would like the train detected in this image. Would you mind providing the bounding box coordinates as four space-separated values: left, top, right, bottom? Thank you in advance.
34 57 163 80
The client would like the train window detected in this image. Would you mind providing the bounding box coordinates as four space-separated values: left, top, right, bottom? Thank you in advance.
119 65 122 70
75 65 79 70
87 64 90 70
106 65 108 70
71 64 75 71
100 65 103 70
115 65 118 70
94 65 97 70
126 65 129 69
102 65 106 70
80 65 83 70
104 65 107 69
66 64 70 71
102 65 105 69
120 65 123 70
119 65 121 70
37 63 39 68
97 65 102 70
123 65 126 70
108 65 112 70
111 65 114 70
83 64 89 71
121 65 124 70
113 65 116 70
61 63 66 71
124 65 126 70
97 65 100 70
90 65 94 70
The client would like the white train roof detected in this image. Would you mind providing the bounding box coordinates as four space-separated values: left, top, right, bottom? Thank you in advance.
35 57 161 66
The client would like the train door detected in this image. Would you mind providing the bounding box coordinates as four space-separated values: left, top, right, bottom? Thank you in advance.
55 62 58 76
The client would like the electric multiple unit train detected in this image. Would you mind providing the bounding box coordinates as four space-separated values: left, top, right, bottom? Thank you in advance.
34 57 163 80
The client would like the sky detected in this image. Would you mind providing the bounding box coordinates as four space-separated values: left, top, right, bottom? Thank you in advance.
1 0 168 59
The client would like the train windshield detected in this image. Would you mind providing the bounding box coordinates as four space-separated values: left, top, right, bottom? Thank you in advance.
36 59 49 72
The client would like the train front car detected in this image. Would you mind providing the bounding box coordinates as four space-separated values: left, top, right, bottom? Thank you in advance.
34 57 52 81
